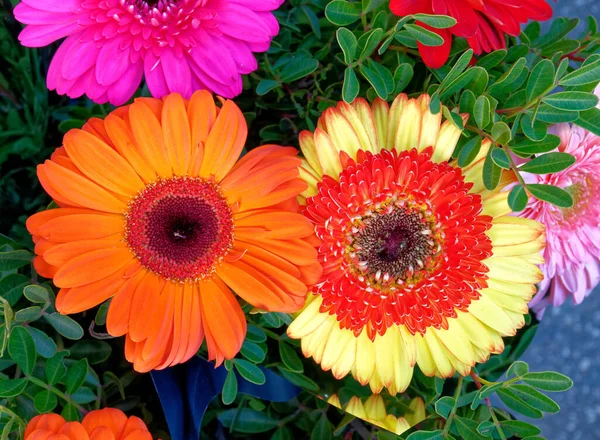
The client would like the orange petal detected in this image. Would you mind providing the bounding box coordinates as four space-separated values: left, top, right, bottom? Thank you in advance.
235 211 314 239
140 281 175 362
238 180 308 212
162 93 191 176
38 213 124 243
129 99 171 178
82 117 111 145
43 238 125 267
41 160 126 213
159 282 194 367
106 270 146 336
53 248 134 288
56 259 141 314
182 282 204 362
82 409 127 438
233 241 301 279
237 237 318 266
217 261 302 312
27 208 93 237
63 129 144 196
28 433 69 440
122 431 153 440
33 256 57 279
199 278 246 365
89 427 116 440
25 414 66 438
129 272 162 342
199 99 247 181
120 417 151 438
58 422 90 440
104 114 157 183
37 164 84 209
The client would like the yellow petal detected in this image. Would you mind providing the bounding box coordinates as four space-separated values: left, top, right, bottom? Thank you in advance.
338 101 376 152
374 330 395 388
481 192 512 219
364 394 386 420
394 99 422 152
406 397 426 426
421 331 454 377
415 334 436 376
314 128 343 178
299 131 323 177
417 94 442 152
484 288 529 313
485 256 544 284
387 94 407 149
433 320 476 366
468 294 518 336
352 98 380 151
345 397 367 420
487 219 545 247
329 331 357 379
287 295 329 339
372 99 390 151
354 331 376 385
432 115 467 163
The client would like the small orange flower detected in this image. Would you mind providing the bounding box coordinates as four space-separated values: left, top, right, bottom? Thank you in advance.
28 91 321 372
24 409 153 440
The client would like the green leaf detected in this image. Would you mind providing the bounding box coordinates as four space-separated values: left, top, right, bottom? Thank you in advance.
68 340 111 364
511 324 538 360
311 414 333 440
454 416 487 440
527 184 573 208
8 326 37 375
510 134 561 157
434 396 455 418
360 62 389 99
413 13 456 29
300 5 321 39
483 148 502 191
279 341 303 373
543 91 599 111
488 58 528 97
522 371 573 392
234 359 266 385
560 59 600 86
343 68 360 103
521 114 547 141
509 384 560 413
246 325 267 343
497 388 543 418
222 369 238 405
27 327 56 359
526 59 555 103
363 0 387 13
279 56 319 83
404 24 445 47
218 408 278 433
277 368 319 392
440 50 473 90
519 152 576 174
491 122 511 145
44 313 84 340
393 64 414 94
95 300 110 327
71 387 97 404
474 95 491 129
0 250 32 271
476 421 495 437
240 341 266 363
46 351 68 386
34 390 58 414
23 285 50 304
406 431 444 440
15 306 42 323
490 148 510 169
358 28 384 60
256 80 280 96
61 404 80 422
507 361 529 378
0 378 28 398
336 28 358 64
508 185 528 212
271 427 292 440
0 274 29 307
500 420 541 438
575 107 600 136
476 49 507 70
325 1 361 26
535 104 579 124
66 359 88 395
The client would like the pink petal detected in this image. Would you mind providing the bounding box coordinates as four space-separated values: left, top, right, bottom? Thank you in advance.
96 37 132 86
107 62 143 105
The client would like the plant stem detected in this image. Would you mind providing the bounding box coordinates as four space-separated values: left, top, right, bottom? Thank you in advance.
441 376 464 438
470 372 507 440
26 375 89 415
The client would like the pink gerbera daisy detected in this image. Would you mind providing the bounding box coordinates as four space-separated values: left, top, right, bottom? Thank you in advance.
13 0 283 105
520 87 600 316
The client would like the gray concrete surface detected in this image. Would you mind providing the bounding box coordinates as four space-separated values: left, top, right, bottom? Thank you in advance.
521 288 600 440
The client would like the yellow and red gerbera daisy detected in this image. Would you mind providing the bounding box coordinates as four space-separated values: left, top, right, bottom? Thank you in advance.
25 408 152 440
288 94 545 394
27 91 321 372
327 394 425 435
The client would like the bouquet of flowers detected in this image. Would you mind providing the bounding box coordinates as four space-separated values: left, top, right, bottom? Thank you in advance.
1 0 599 438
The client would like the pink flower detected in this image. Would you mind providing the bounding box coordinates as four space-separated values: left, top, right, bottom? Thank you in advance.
14 0 283 105
520 85 600 317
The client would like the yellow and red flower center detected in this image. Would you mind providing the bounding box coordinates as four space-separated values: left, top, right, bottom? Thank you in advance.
125 176 234 282
304 148 493 339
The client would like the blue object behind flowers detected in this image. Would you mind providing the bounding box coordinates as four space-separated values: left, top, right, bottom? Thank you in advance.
151 357 300 440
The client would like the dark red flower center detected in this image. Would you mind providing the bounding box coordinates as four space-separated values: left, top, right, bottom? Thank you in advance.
126 177 234 282
304 148 493 339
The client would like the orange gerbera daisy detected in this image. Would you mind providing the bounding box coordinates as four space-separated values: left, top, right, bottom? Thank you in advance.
27 91 321 372
25 408 153 440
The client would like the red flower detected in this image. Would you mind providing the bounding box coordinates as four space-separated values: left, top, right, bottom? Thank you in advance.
390 0 553 68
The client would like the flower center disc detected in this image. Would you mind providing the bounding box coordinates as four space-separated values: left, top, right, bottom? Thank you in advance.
126 177 234 282
305 148 493 338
